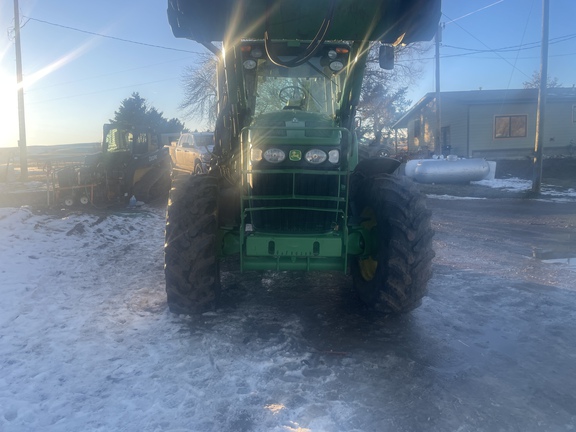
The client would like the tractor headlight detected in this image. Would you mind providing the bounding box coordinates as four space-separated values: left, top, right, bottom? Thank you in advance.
263 148 285 163
251 148 263 162
305 149 327 164
328 149 339 163
329 61 344 72
243 59 257 70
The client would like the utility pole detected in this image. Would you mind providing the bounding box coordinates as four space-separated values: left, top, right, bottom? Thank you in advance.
13 0 28 181
434 23 442 156
531 0 550 194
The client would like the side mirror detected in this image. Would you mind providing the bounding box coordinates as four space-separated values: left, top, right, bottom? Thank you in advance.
379 45 394 70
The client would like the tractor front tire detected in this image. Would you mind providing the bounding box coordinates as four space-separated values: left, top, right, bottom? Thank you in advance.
164 175 220 314
351 174 435 314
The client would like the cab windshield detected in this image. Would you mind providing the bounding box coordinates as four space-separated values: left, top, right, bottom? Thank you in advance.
242 44 350 119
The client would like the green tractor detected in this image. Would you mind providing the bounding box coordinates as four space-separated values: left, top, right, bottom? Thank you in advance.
164 0 440 314
85 124 172 203
53 124 171 207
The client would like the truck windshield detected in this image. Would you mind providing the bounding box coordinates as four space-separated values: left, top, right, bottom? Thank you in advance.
243 45 349 119
194 134 215 148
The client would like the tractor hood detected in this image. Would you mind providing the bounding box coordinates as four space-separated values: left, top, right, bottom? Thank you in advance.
167 0 441 45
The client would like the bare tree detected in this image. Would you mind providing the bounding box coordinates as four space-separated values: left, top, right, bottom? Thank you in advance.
523 70 562 89
357 42 432 147
180 54 218 128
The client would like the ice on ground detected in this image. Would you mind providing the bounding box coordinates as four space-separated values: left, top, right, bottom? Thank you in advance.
472 177 576 201
426 194 486 201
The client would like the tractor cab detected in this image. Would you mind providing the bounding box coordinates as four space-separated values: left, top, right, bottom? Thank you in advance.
241 41 350 121
84 124 171 202
102 124 160 156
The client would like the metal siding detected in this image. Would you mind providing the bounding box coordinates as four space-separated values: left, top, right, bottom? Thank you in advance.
436 101 468 157
544 102 576 152
400 91 576 158
468 102 536 157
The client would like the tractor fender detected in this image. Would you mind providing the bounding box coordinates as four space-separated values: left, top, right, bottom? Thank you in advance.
349 157 401 222
352 157 401 180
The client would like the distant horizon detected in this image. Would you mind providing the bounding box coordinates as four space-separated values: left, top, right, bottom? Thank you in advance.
1 141 101 149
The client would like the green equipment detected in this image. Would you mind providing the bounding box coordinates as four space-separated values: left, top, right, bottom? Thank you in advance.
52 124 171 206
164 0 440 314
87 124 171 203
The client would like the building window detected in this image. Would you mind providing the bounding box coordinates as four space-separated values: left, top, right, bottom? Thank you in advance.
494 115 527 138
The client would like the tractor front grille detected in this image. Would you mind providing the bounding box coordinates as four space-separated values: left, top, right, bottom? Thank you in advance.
241 125 350 235
249 172 343 233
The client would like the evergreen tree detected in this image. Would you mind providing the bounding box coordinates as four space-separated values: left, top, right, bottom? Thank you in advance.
110 92 186 133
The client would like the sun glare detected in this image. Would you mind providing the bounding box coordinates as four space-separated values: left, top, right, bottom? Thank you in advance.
0 68 18 148
264 403 285 414
224 1 277 46
20 36 100 90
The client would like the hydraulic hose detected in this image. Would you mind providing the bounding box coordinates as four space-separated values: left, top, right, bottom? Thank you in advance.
264 0 336 68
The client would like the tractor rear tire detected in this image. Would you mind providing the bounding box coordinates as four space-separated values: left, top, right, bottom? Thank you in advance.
164 174 220 314
133 166 170 203
351 174 435 314
148 170 171 202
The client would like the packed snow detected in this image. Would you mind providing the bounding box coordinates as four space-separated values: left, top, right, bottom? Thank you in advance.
423 177 576 202
424 195 486 201
0 205 372 431
473 177 576 200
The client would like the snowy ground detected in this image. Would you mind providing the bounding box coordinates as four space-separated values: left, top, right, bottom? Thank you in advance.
2 184 576 431
2 205 359 432
473 177 576 200
0 206 174 431
425 177 576 202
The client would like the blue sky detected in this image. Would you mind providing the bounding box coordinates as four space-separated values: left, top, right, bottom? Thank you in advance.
1 0 575 147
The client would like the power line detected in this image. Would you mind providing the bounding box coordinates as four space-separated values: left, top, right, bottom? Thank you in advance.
443 32 576 54
25 56 196 93
444 0 506 25
23 16 203 54
397 49 576 63
438 48 576 60
503 0 536 112
441 11 532 79
18 16 202 101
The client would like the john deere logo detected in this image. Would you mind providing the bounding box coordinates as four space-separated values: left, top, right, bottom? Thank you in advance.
289 150 301 161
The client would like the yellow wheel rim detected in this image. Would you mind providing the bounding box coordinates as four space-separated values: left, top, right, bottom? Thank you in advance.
358 206 378 281
359 256 378 281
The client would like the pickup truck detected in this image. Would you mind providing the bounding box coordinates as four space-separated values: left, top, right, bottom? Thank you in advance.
166 132 214 175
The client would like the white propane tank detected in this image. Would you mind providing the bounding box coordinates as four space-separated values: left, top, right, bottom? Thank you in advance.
406 156 492 183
